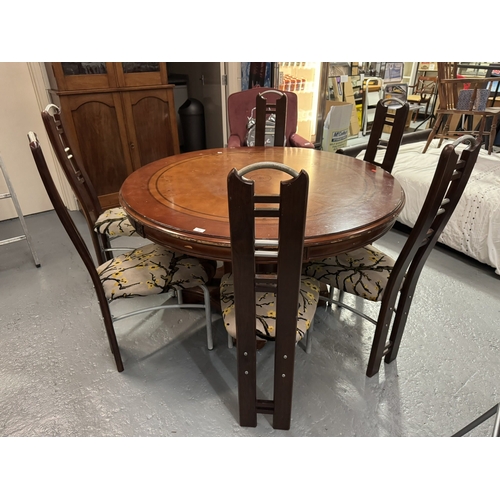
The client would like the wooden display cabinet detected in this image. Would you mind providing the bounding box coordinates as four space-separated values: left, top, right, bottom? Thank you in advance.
46 62 180 209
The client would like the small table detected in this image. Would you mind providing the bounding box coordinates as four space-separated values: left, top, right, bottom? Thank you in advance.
119 147 405 262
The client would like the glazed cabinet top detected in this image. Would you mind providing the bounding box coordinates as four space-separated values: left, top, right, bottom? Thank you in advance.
46 62 170 92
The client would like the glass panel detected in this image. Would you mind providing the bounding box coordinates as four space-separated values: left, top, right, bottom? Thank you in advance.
122 62 160 73
61 63 107 75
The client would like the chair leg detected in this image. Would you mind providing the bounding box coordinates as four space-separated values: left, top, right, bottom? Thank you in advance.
422 113 443 153
488 115 499 155
438 114 453 148
95 284 124 372
199 283 213 350
384 279 418 365
476 116 487 149
384 296 413 365
366 299 395 377
306 321 313 354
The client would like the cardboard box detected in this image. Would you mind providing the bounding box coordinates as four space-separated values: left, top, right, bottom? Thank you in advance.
321 101 353 152
343 78 360 136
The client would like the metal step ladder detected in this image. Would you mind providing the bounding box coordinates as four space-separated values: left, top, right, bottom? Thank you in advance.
0 154 40 267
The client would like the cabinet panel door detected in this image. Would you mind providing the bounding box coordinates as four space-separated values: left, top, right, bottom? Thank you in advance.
59 92 134 208
122 88 180 169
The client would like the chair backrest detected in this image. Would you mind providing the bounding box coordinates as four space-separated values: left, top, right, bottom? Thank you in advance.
28 132 122 371
438 62 458 81
227 161 309 429
385 135 481 318
438 77 500 111
411 76 438 100
227 87 299 147
254 91 287 147
435 62 458 110
363 97 409 173
41 104 106 263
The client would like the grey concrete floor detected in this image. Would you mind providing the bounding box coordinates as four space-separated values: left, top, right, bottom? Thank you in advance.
1 209 499 438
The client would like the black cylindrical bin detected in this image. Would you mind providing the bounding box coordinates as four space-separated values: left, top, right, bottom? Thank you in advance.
178 98 206 152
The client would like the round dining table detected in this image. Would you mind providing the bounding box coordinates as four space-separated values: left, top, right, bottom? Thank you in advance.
119 147 405 261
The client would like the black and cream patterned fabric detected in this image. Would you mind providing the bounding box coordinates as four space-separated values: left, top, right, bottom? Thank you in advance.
94 208 137 237
220 273 320 342
302 245 396 302
97 243 212 302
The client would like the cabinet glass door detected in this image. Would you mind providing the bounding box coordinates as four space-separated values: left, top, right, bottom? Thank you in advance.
117 62 168 87
61 62 108 75
50 62 117 90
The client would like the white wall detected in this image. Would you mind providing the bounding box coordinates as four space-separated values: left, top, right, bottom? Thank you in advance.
0 62 66 221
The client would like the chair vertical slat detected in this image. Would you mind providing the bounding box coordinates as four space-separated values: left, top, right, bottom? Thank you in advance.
273 94 287 147
273 172 308 430
254 94 267 147
227 171 258 427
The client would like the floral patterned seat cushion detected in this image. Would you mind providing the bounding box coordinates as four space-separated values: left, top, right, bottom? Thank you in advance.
94 208 137 237
220 273 321 342
302 245 396 302
97 243 213 302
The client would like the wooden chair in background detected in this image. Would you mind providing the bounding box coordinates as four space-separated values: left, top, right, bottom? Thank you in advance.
407 75 438 122
423 63 500 155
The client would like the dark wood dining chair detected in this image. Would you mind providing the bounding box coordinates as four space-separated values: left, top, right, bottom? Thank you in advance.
337 97 409 174
407 75 438 121
254 90 287 147
28 132 217 372
362 97 409 174
227 87 314 148
303 135 481 377
220 162 320 429
41 104 143 266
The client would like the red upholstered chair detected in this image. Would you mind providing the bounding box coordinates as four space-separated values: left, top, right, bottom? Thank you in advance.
227 87 314 148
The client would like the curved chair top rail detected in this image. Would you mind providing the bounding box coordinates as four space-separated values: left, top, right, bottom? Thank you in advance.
44 103 59 115
380 97 406 108
258 89 286 98
237 161 300 179
452 134 476 148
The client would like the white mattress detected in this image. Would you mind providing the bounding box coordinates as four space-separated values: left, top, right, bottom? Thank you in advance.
359 140 500 274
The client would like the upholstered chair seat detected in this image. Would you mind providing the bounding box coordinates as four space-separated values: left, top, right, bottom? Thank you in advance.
220 273 320 343
97 242 214 302
302 245 396 302
94 207 137 237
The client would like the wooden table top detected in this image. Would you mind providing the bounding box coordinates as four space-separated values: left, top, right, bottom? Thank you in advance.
119 147 405 261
